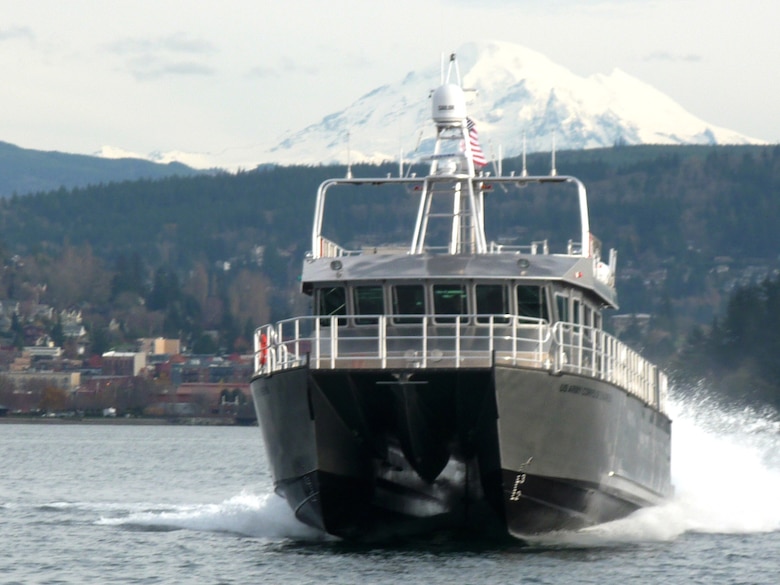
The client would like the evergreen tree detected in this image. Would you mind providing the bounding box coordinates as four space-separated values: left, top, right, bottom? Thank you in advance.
88 324 111 355
11 313 24 349
147 267 181 311
111 252 146 299
50 314 65 347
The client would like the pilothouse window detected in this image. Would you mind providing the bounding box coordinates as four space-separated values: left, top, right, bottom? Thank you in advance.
318 286 346 325
433 284 467 323
354 285 384 325
517 286 549 321
392 284 425 324
555 294 568 323
476 284 510 324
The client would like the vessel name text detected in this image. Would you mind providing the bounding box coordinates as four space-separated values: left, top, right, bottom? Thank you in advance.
559 383 612 402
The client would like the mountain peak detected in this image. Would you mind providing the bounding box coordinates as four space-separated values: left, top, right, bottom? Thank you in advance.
268 40 765 166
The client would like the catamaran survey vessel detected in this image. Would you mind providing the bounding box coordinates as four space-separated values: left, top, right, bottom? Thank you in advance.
251 54 672 541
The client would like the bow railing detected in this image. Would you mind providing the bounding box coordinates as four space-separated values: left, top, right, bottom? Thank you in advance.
254 314 666 412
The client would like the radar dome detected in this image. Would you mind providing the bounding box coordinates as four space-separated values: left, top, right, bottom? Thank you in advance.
431 83 466 125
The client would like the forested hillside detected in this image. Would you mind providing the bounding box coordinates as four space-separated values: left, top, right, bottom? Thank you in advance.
674 275 780 410
0 144 778 376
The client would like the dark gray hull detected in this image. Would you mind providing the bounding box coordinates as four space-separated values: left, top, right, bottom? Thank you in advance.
251 364 671 541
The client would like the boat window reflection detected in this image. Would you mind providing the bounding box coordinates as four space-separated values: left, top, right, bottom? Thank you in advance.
354 285 384 325
433 284 468 323
518 285 550 321
392 284 425 324
318 286 347 326
555 292 568 323
476 284 510 324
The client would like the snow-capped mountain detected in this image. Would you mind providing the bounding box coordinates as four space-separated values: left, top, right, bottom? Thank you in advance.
95 145 217 170
267 40 764 166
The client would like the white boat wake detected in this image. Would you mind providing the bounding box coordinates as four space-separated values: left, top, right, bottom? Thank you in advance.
528 393 780 547
96 491 325 541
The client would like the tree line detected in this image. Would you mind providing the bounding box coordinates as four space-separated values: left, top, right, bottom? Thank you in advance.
673 274 780 410
0 245 271 356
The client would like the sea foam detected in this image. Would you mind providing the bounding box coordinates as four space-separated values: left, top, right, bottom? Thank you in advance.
97 491 325 541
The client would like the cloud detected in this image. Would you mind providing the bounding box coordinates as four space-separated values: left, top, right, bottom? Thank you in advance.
106 33 215 56
643 51 703 63
247 48 371 81
0 26 34 42
247 56 318 79
106 33 217 81
126 59 215 81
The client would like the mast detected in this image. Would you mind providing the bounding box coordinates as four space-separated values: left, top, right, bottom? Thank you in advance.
410 53 487 255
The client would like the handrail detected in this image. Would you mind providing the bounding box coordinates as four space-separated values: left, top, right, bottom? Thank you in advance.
550 322 666 410
311 175 592 260
254 314 667 413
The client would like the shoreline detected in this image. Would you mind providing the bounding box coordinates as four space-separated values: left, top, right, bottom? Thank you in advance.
0 416 255 426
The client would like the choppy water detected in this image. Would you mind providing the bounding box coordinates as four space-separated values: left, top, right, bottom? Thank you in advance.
1 395 779 584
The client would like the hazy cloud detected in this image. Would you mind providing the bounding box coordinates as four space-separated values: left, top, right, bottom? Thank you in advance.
644 51 703 63
106 33 216 56
248 56 318 79
106 33 217 81
0 26 34 42
126 59 215 81
248 48 372 81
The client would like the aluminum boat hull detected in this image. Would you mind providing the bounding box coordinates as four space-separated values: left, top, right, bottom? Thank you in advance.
251 364 672 541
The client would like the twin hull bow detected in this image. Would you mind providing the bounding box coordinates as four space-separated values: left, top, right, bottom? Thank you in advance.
251 363 671 540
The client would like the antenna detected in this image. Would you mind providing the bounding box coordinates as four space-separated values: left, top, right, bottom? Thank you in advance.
522 131 528 177
346 130 353 179
550 132 557 177
449 53 461 86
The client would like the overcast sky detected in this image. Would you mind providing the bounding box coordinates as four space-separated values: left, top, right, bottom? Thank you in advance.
1 0 777 168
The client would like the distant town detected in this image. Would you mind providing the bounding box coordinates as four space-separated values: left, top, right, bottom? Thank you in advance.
0 308 255 424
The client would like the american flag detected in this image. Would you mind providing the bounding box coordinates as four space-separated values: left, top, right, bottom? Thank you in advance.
466 117 487 168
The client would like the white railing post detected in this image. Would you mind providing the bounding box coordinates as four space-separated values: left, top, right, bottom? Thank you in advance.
314 318 321 369
330 317 337 369
294 319 300 365
600 331 606 380
380 316 387 369
455 316 461 365
489 317 494 357
279 321 285 370
422 316 428 368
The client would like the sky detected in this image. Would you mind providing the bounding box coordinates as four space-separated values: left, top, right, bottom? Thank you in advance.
1 0 778 169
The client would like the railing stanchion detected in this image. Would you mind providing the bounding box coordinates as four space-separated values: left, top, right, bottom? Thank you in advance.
489 317 494 360
455 316 461 366
294 319 300 365
330 317 337 369
380 316 387 369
